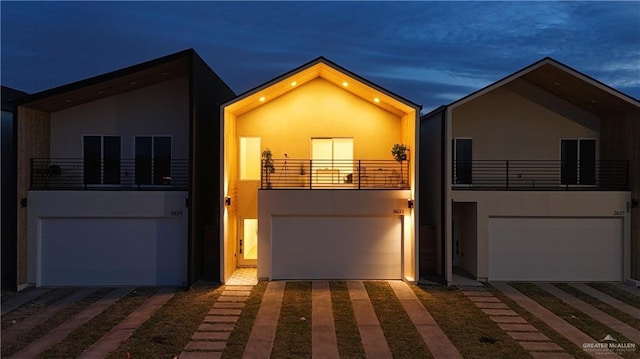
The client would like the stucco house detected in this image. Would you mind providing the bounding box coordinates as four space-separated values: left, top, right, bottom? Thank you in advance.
220 57 421 283
421 57 639 284
14 49 235 289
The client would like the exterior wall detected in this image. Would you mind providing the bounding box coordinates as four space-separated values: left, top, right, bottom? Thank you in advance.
236 78 404 160
1 109 16 290
451 190 631 281
27 190 188 285
258 189 415 281
50 76 189 160
452 83 600 160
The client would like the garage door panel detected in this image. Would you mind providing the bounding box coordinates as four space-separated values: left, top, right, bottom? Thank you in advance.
488 218 622 281
41 218 186 286
272 216 401 280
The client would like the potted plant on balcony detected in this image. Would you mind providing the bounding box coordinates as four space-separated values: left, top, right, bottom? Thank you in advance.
391 143 409 185
262 148 276 188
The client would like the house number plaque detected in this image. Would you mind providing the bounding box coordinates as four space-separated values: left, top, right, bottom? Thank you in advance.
393 209 405 215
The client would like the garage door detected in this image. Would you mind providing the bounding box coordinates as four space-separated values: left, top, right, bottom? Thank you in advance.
272 216 402 280
488 217 622 281
40 217 186 286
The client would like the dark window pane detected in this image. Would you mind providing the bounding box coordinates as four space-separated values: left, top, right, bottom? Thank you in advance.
135 137 152 185
561 140 578 185
579 139 596 185
103 136 121 184
154 137 171 184
83 136 101 184
455 139 472 184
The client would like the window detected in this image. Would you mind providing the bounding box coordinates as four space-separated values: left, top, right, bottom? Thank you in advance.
561 139 596 185
240 137 261 180
135 136 172 185
453 138 472 185
83 135 121 184
311 138 353 183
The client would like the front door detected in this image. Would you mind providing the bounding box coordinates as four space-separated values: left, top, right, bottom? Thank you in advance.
238 218 257 266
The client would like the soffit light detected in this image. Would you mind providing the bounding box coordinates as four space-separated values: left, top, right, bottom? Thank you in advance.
291 81 297 86
259 96 265 102
374 97 380 103
342 81 349 87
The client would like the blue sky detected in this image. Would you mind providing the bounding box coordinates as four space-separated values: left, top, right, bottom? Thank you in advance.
1 1 639 112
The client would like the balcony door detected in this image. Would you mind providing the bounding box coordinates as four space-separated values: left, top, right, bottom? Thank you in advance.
135 136 172 185
561 139 596 185
311 138 353 184
83 135 121 185
453 138 472 185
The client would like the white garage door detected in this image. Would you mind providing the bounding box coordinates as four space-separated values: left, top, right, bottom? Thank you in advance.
40 217 186 286
488 217 622 281
272 216 402 280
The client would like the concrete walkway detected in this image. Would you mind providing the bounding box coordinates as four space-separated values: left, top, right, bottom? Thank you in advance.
78 288 175 359
389 280 462 359
242 281 285 359
348 280 392 359
3 288 96 343
492 282 621 359
570 283 640 320
1 288 51 315
10 287 132 359
312 281 339 359
538 283 640 344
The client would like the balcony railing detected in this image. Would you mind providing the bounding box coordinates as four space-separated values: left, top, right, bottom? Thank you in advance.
30 158 189 190
261 159 410 189
452 160 629 190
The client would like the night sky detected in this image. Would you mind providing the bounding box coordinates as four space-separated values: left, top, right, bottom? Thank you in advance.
2 1 639 112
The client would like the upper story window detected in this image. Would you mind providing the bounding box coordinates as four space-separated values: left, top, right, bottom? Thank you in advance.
453 138 472 185
83 135 121 185
135 136 172 185
240 137 261 180
561 139 596 185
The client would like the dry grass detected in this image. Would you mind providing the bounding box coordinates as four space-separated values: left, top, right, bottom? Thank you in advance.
271 281 312 359
588 283 640 309
106 284 223 359
412 284 530 359
223 281 268 359
1 288 76 330
40 287 157 359
329 281 365 358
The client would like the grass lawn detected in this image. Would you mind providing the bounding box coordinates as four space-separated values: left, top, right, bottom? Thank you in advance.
509 283 639 359
588 283 640 309
412 284 530 359
223 281 268 359
271 281 312 359
329 281 365 358
106 284 223 359
41 287 158 359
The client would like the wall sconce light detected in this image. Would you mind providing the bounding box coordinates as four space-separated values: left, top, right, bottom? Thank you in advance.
225 196 232 206
407 199 414 209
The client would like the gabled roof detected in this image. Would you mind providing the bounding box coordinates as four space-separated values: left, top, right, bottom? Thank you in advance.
18 49 229 113
223 56 420 117
447 57 639 117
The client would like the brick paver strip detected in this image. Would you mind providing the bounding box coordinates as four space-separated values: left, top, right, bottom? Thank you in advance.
192 331 231 340
242 281 285 359
538 283 640 344
3 288 96 343
520 341 563 352
475 302 510 309
224 285 254 291
348 281 393 359
498 323 538 332
9 288 131 359
457 286 487 291
185 341 226 351
481 308 518 316
462 291 493 296
218 296 248 302
492 282 621 359
530 352 574 359
77 288 175 359
570 283 640 320
467 296 501 303
204 315 239 323
508 331 551 341
180 351 222 359
490 316 527 324
199 323 235 331
209 308 242 316
214 302 246 309
1 288 51 315
388 281 463 359
312 281 339 359
222 291 251 296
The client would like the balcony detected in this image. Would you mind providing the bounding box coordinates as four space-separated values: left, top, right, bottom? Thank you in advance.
452 160 628 191
261 159 410 190
30 158 189 190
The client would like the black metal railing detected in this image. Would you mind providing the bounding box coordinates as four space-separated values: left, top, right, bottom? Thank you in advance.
452 160 629 190
261 159 410 189
30 158 189 190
